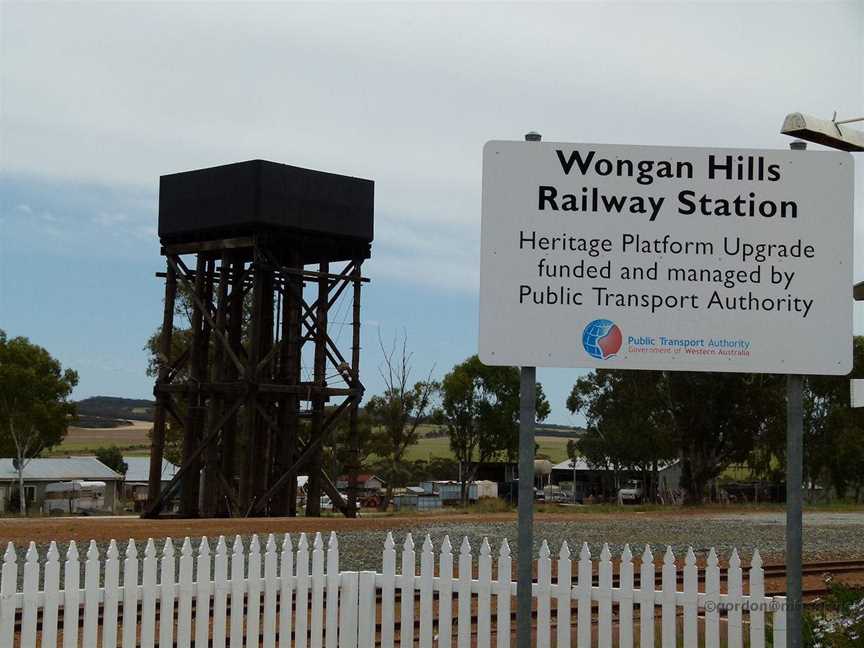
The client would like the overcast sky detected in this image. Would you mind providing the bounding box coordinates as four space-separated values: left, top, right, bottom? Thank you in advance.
1 1 862 424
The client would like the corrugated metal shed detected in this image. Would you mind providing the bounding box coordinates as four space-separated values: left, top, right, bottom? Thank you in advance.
123 457 178 483
0 458 122 482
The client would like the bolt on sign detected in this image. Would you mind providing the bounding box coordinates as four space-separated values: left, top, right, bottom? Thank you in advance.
479 141 854 374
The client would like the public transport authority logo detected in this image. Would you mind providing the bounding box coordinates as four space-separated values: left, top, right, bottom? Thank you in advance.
582 319 623 360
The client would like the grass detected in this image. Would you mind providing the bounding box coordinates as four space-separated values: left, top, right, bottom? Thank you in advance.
49 421 575 463
45 422 152 457
400 432 572 463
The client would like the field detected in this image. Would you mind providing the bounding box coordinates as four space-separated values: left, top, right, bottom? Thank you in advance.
401 428 572 463
46 420 152 457
49 421 574 463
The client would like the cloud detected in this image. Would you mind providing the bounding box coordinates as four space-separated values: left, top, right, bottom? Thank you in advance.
92 211 128 227
15 204 32 214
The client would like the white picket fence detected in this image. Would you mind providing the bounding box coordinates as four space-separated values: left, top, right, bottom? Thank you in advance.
0 532 786 648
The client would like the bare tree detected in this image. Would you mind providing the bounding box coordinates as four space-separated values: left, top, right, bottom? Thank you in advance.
365 330 437 509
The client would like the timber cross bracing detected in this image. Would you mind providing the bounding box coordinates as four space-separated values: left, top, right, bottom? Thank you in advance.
145 238 367 519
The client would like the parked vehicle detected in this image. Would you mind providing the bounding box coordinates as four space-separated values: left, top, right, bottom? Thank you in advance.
618 480 643 504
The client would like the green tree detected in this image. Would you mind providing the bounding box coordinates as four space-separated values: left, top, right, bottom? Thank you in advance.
665 371 784 503
440 355 550 505
323 407 377 482
567 369 784 504
0 331 78 515
567 370 675 499
365 332 437 509
803 337 864 501
95 445 129 476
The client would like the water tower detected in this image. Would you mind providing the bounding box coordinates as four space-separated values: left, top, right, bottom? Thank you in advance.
144 160 373 518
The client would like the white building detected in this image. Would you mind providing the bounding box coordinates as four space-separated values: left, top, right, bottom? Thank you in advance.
0 458 123 514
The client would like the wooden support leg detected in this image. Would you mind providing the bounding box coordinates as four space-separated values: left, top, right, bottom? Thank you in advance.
202 256 230 517
305 259 329 517
146 261 177 515
180 255 208 516
346 260 363 518
220 257 244 514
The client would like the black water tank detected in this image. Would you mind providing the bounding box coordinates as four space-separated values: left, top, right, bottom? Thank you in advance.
158 160 374 244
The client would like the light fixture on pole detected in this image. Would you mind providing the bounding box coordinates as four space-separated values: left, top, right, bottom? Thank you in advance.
781 112 864 152
780 116 860 648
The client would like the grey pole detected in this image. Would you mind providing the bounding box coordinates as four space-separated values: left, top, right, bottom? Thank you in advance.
786 138 806 648
517 366 536 648
517 130 541 648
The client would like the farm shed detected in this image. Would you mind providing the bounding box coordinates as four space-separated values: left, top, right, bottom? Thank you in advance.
0 458 122 514
475 480 499 499
123 456 179 511
335 474 385 493
420 480 478 504
550 458 682 502
394 486 441 511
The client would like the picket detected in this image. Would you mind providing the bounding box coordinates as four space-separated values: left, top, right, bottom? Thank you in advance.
576 543 591 648
158 538 176 648
438 536 454 648
338 572 359 648
705 548 720 648
62 542 81 648
196 537 212 648
597 544 613 648
556 541 571 648
310 533 325 648
618 545 634 648
0 533 795 648
325 533 340 648
0 544 15 648
295 533 310 648
750 550 766 648
536 541 551 648
278 534 295 648
177 538 193 648
661 546 676 648
82 541 100 648
683 548 698 647
42 542 61 648
380 533 396 648
419 535 435 648
141 539 158 648
21 542 39 648
476 538 493 648
357 571 376 648
728 549 744 648
494 539 510 648
401 534 416 648
229 536 246 648
638 545 655 648
213 536 229 648
249 534 264 648
457 537 472 648
773 595 788 647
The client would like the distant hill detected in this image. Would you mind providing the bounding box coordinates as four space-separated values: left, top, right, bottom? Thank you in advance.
75 396 156 426
533 423 586 438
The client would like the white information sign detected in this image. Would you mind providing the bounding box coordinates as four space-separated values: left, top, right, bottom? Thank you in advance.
479 141 854 374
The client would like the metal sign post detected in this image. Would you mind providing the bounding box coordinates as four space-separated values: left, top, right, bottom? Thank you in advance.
786 139 806 648
517 365 536 648
786 373 803 648
516 130 541 648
